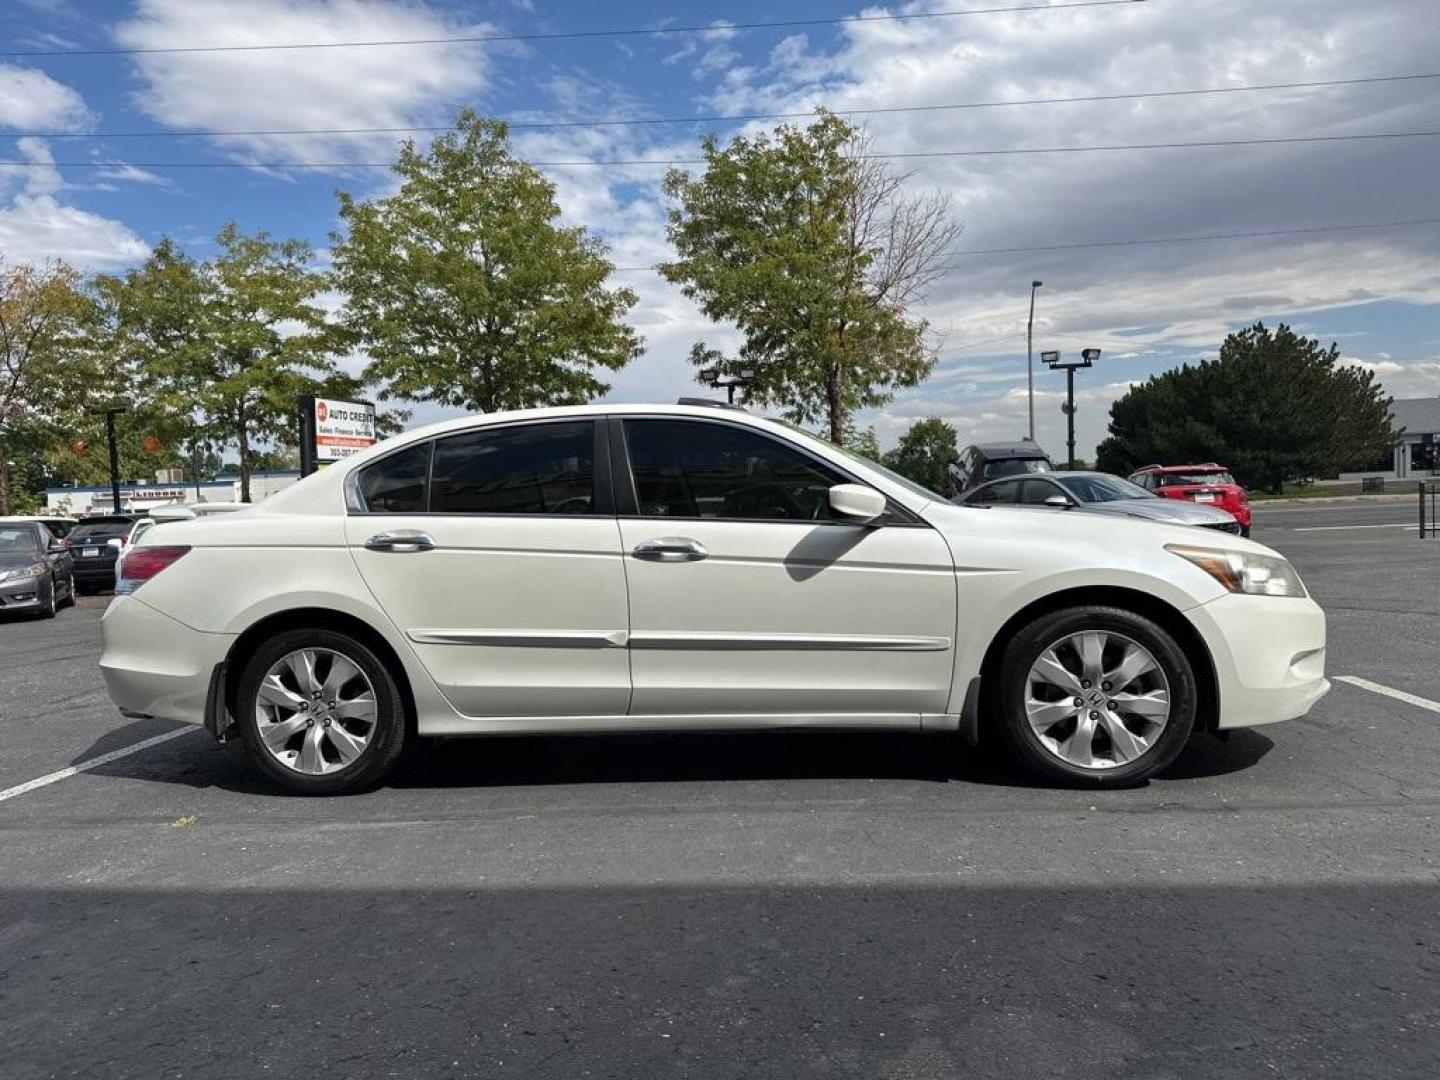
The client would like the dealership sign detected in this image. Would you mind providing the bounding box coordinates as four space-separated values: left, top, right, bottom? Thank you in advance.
298 395 377 474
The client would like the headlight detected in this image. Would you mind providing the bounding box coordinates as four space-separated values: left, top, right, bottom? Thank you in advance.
1166 545 1306 597
0 562 45 584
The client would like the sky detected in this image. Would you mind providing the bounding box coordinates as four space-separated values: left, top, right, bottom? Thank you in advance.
4 0 1439 462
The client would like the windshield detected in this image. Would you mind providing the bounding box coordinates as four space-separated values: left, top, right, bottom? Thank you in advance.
0 526 43 553
1158 470 1236 487
775 421 949 503
1055 474 1155 503
982 458 1051 481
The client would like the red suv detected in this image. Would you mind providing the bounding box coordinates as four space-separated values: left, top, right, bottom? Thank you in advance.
1127 463 1251 536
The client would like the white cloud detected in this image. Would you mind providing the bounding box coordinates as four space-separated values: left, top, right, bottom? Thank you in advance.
0 64 91 131
115 0 496 166
0 194 149 269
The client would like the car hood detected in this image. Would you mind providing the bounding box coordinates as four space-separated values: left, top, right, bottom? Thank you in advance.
1082 500 1236 525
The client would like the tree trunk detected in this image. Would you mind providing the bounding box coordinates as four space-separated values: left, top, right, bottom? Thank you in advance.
237 405 252 504
0 443 11 515
827 368 844 444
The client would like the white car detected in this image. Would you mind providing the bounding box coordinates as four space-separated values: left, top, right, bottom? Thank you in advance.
99 403 1329 794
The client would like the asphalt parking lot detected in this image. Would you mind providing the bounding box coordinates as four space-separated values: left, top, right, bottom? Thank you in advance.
2 501 1437 1079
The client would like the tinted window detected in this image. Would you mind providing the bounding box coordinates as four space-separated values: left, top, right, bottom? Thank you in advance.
982 457 1051 481
1158 470 1237 487
0 525 44 552
432 422 595 515
978 480 1021 505
1017 478 1063 505
359 442 431 513
69 520 134 541
625 420 845 521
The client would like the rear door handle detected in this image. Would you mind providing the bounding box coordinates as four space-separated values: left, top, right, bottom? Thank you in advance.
365 530 436 553
632 537 708 562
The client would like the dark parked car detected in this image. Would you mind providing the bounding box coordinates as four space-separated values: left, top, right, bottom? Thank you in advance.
949 440 1052 495
0 521 75 618
65 515 136 594
956 471 1244 534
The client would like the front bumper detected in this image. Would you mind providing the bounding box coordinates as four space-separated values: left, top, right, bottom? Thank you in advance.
1188 591 1329 729
0 574 49 611
99 595 236 724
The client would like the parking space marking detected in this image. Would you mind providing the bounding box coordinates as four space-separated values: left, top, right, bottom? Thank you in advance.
1336 676 1440 715
1292 523 1416 532
0 727 198 804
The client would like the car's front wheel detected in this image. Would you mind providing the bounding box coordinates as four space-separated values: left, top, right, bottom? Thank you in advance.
236 629 407 795
994 605 1197 787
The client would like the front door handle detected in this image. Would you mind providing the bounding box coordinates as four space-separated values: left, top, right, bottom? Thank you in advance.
365 530 436 553
632 537 708 562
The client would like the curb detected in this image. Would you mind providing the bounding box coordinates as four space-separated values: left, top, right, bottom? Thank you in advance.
1250 494 1416 509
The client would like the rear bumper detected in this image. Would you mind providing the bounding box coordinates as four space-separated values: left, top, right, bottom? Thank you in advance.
99 595 235 724
1188 592 1329 729
74 562 118 584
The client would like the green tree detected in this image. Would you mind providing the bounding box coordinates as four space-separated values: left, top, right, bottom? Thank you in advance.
662 112 961 443
843 424 882 461
883 417 959 494
1095 323 1396 492
0 260 98 513
332 110 641 416
98 227 357 502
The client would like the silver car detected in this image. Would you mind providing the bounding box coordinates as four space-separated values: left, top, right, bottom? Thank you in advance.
957 471 1243 534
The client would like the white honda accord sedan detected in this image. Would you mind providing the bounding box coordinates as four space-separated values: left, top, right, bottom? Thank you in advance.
99 402 1328 794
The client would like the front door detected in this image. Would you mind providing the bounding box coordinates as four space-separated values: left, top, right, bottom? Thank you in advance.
344 419 630 718
614 417 957 721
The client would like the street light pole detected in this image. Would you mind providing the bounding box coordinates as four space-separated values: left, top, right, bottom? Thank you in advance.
88 404 130 513
1042 348 1100 470
1026 280 1042 440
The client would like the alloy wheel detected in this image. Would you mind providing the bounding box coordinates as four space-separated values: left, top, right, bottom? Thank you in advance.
1024 630 1171 770
253 648 378 775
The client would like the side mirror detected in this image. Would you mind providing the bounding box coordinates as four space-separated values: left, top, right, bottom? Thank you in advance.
828 483 887 524
1043 494 1073 508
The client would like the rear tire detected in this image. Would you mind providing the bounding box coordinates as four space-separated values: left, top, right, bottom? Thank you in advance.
236 628 407 795
993 605 1197 788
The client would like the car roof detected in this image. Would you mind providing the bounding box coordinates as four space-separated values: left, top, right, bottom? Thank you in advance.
76 514 136 524
0 514 75 522
967 441 1049 459
1134 463 1227 473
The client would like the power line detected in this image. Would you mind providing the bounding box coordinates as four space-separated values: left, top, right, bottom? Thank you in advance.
4 129 1437 171
18 71 1439 141
609 216 1440 271
2 1 1145 58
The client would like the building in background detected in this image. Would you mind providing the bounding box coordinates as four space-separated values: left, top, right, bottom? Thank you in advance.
1391 397 1440 479
45 470 300 516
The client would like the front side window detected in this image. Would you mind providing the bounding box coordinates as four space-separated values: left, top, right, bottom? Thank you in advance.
431 421 595 514
358 441 431 513
1057 474 1153 503
625 420 846 521
1017 478 1064 505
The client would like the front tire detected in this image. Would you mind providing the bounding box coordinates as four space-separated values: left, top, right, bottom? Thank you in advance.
993 605 1197 787
58 573 76 608
236 629 407 795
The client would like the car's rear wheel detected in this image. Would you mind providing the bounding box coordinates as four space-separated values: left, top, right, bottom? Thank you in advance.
994 606 1197 787
236 629 406 795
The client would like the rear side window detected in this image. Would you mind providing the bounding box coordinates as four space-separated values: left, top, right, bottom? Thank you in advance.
358 442 431 513
624 419 845 521
431 421 595 514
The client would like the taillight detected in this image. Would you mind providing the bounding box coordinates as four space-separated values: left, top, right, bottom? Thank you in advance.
115 545 190 595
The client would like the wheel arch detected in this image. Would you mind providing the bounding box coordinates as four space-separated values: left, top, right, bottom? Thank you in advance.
976 585 1219 735
221 607 418 738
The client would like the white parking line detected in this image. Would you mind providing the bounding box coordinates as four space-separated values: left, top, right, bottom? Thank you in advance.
0 726 198 804
1293 523 1416 532
1335 676 1440 714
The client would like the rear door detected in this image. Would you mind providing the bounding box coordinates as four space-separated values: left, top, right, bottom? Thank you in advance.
343 419 631 718
613 416 957 720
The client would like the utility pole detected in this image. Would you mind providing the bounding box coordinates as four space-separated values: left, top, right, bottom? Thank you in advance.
1042 348 1100 470
1026 280 1043 440
88 403 130 513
